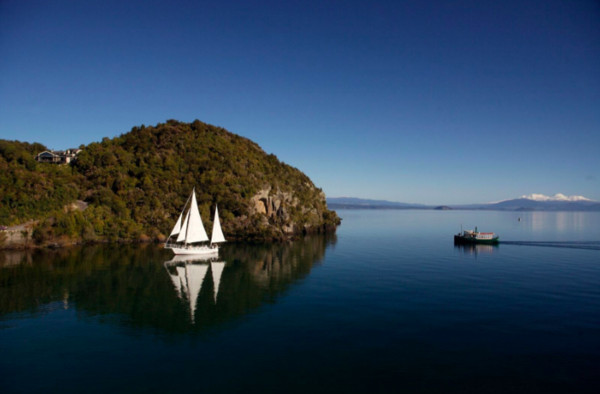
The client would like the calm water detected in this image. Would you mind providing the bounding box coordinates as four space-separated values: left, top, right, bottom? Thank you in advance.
1 210 599 393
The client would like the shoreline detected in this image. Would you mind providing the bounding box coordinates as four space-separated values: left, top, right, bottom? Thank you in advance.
0 225 338 252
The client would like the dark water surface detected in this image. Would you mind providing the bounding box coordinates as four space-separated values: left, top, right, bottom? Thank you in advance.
1 210 599 393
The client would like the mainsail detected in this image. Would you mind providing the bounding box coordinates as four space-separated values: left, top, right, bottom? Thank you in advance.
174 189 209 244
185 189 209 243
211 205 226 244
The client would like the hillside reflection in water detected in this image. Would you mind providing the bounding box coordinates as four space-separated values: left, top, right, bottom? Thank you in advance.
0 234 336 334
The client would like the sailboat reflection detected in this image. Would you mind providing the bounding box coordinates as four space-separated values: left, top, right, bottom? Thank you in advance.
1 235 335 333
164 255 226 323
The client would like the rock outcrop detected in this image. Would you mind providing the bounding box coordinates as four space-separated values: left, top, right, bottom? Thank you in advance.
246 185 334 239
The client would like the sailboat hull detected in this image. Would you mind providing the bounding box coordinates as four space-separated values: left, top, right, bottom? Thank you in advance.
167 245 219 256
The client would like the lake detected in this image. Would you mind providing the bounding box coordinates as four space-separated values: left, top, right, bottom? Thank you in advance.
1 210 599 393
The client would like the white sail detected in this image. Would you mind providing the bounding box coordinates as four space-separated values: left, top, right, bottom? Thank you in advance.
211 261 225 303
169 212 183 237
166 188 225 255
211 205 226 244
186 264 209 323
185 189 209 244
176 210 190 243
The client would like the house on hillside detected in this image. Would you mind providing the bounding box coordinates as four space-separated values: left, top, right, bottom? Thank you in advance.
35 149 82 164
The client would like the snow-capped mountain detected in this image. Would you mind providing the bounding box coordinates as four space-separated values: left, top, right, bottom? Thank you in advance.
474 193 599 211
520 193 592 202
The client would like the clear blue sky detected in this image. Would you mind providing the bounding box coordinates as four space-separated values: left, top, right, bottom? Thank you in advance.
1 0 599 204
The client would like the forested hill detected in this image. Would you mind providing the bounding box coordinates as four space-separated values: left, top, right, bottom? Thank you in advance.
0 120 340 247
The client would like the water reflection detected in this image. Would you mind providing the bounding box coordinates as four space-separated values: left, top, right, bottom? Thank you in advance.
0 250 33 268
454 243 498 256
164 255 226 322
0 234 336 334
526 211 587 233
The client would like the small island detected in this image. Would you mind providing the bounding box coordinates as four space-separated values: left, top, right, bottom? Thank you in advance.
0 120 340 249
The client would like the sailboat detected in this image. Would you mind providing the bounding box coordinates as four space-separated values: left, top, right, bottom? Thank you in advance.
165 188 226 255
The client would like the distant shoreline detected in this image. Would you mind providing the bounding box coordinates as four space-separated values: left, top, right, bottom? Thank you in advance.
328 204 600 212
327 197 600 212
0 226 336 251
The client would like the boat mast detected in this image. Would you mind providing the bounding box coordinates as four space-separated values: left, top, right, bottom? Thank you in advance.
183 187 195 247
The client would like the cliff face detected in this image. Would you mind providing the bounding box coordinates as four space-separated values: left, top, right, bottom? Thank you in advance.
1 120 340 247
246 186 333 239
250 187 295 231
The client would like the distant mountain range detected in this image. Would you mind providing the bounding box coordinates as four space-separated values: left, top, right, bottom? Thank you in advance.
325 197 428 209
328 194 600 211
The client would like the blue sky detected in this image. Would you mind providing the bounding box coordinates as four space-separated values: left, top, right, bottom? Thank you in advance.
1 0 599 204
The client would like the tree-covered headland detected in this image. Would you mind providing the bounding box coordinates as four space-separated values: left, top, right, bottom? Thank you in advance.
0 120 340 247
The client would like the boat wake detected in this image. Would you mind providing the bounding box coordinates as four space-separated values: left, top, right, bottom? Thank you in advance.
500 241 600 251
